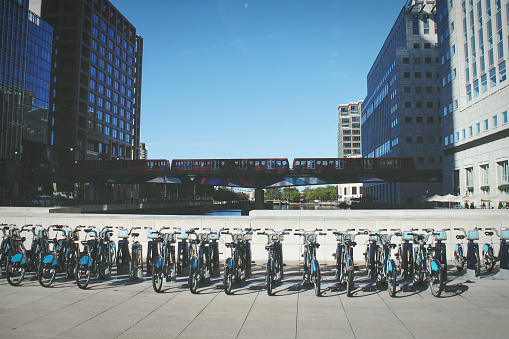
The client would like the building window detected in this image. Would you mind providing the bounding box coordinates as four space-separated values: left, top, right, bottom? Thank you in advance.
489 67 497 87
499 61 506 82
466 167 474 190
403 57 410 64
481 164 490 191
493 115 498 127
499 161 509 189
484 119 489 130
503 111 508 124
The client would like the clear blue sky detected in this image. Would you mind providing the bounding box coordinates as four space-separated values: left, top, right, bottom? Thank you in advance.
113 0 406 162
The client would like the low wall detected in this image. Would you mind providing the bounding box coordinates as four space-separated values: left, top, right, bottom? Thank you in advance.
1 208 508 264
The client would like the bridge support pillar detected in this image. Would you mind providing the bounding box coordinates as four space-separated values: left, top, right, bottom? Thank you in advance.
255 188 264 210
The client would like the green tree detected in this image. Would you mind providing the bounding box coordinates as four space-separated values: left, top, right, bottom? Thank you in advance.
282 187 301 202
264 188 282 201
305 186 338 201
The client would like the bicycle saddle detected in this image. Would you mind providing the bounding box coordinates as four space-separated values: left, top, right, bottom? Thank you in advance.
485 231 494 236
456 235 465 240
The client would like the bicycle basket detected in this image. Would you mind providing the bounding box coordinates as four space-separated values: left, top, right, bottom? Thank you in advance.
209 232 219 240
147 230 159 239
177 230 188 239
369 233 379 242
467 230 479 241
379 234 389 243
243 233 252 241
118 229 128 238
435 231 447 241
305 233 317 243
270 234 282 242
402 231 413 240
343 234 353 242
501 230 509 241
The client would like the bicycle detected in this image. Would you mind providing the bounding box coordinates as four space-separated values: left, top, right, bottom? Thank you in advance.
175 227 190 276
328 228 362 297
116 227 130 274
146 227 159 276
482 228 497 272
6 225 48 286
295 229 326 296
392 228 415 280
188 228 213 294
129 227 143 281
423 229 446 297
374 231 398 297
222 228 252 295
362 229 384 281
258 228 289 296
152 227 177 292
1 224 19 276
38 225 79 287
75 226 114 289
454 227 481 276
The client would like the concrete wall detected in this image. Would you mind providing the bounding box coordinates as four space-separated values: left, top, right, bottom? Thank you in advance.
1 208 508 264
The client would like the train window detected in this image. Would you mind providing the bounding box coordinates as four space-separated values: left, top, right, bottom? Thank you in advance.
267 160 275 169
335 160 344 169
283 160 287 166
364 159 373 169
394 159 402 168
184 161 192 170
239 161 247 170
96 162 103 170
212 161 219 170
261 161 266 166
255 161 260 166
307 160 315 169
317 161 322 165
276 160 281 167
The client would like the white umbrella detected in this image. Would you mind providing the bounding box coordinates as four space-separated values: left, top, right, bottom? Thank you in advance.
491 192 509 202
424 194 442 202
437 194 456 202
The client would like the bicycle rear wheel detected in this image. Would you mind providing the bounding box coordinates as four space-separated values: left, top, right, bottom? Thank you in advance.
474 251 481 277
484 252 495 272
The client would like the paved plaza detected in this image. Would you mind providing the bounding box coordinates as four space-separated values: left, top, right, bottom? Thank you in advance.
0 263 508 339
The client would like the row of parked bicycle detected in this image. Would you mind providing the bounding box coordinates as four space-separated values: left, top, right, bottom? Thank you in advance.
1 223 507 298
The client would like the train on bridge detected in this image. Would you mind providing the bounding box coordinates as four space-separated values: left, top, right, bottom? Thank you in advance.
57 157 415 174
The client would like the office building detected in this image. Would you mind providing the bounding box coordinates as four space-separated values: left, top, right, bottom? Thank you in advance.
437 0 509 199
37 0 143 163
362 0 443 206
0 0 53 202
138 142 147 159
337 101 363 158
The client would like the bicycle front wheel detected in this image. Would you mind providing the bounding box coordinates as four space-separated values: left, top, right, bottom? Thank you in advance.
346 269 354 297
38 262 56 287
6 260 25 286
474 251 481 277
224 271 233 295
189 270 199 294
484 253 495 272
76 260 91 289
152 265 163 293
429 268 443 297
388 268 397 297
314 269 321 297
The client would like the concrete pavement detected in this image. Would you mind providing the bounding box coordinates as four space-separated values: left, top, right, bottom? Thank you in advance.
0 263 508 338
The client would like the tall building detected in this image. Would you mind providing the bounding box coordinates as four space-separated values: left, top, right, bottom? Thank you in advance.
437 0 509 199
37 0 143 163
138 142 147 159
337 101 363 158
362 0 443 206
0 0 53 202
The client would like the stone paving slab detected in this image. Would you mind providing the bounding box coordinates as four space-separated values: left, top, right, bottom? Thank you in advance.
0 263 508 339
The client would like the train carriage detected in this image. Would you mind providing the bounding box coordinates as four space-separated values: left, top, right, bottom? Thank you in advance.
293 158 415 172
171 159 289 173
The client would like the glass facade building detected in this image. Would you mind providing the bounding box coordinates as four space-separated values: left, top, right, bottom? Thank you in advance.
0 0 53 201
39 0 143 163
362 0 443 206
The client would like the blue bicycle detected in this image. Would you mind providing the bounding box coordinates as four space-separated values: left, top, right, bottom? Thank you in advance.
295 229 326 296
